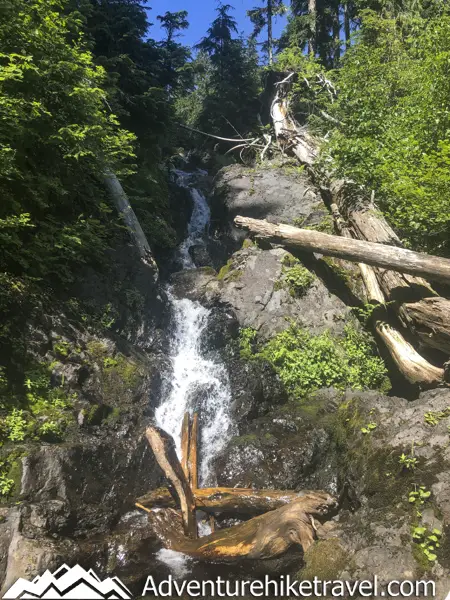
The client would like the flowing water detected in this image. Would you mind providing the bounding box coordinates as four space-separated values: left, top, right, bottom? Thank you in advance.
154 170 234 486
173 169 211 269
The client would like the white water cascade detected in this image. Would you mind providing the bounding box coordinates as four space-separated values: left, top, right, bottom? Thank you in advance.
173 169 211 269
155 170 234 485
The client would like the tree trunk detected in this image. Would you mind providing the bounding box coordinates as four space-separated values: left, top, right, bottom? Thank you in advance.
137 487 325 515
234 216 450 285
180 412 190 480
344 2 351 48
333 2 341 64
144 426 197 539
102 170 158 279
188 412 199 490
271 78 318 166
161 493 337 561
308 0 316 56
400 298 450 355
267 0 273 66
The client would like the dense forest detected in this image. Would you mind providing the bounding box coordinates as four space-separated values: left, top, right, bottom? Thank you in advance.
1 0 450 591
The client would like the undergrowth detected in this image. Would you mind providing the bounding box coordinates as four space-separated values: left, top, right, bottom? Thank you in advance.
240 324 390 398
275 254 315 297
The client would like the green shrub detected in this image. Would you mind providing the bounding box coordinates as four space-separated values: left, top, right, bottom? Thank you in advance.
3 409 28 442
239 327 258 360
283 265 315 296
0 471 14 497
277 254 315 297
251 324 390 398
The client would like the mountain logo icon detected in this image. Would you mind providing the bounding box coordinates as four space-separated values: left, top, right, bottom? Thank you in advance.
2 564 132 599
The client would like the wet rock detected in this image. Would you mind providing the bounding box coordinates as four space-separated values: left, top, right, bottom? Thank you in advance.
214 398 339 493
226 357 288 425
189 245 214 268
170 268 218 302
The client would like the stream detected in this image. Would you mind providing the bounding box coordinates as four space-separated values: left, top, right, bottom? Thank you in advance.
154 170 235 485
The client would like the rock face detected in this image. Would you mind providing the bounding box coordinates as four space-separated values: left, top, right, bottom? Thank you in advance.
213 245 356 341
307 389 450 597
211 162 328 252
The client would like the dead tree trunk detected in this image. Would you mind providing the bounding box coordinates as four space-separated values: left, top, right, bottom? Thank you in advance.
137 487 323 515
166 493 337 561
235 216 449 385
270 75 450 364
188 413 199 490
180 413 190 480
102 170 158 278
144 426 197 539
330 180 450 355
234 216 450 285
271 75 318 166
330 203 444 385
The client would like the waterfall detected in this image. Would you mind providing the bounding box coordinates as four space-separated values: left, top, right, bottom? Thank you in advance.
155 170 234 485
173 169 211 269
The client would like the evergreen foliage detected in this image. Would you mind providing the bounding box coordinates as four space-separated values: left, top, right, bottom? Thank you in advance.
177 3 260 140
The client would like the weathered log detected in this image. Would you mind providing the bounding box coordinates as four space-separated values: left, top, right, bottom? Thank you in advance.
164 493 337 560
269 76 450 378
330 180 450 355
145 426 196 539
103 170 158 277
330 203 444 385
180 412 190 480
189 412 199 490
330 202 385 304
136 487 322 515
374 322 444 385
234 216 450 285
400 298 450 355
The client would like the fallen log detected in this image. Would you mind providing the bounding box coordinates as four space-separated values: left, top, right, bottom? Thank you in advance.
330 180 450 356
234 216 450 286
136 487 322 515
374 322 444 385
270 76 450 362
401 298 450 355
145 426 197 539
103 170 158 278
165 493 337 560
330 203 444 385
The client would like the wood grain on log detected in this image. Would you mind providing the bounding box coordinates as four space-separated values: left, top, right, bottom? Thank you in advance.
330 180 450 355
180 412 190 480
166 493 337 560
330 203 443 385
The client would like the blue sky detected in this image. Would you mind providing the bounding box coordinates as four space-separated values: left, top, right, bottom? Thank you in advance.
147 0 287 49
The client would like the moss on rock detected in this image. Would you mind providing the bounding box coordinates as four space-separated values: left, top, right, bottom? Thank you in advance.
299 538 349 581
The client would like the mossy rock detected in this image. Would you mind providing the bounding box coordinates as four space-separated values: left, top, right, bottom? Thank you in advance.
299 538 348 580
217 259 242 282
